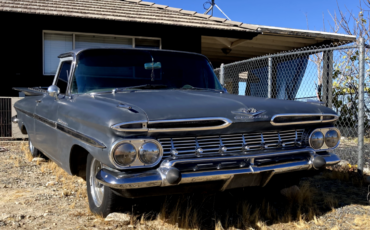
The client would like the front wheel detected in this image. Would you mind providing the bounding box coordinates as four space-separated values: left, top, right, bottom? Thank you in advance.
86 154 125 217
28 138 44 158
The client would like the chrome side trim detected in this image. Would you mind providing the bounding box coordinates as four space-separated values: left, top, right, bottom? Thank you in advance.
15 107 34 118
148 117 232 132
109 139 163 170
16 107 105 149
270 113 339 126
56 124 106 149
34 114 57 128
111 120 148 132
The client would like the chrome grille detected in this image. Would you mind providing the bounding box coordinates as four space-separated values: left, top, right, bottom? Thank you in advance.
158 129 304 156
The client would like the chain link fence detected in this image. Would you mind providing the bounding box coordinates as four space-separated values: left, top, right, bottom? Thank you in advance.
214 40 370 170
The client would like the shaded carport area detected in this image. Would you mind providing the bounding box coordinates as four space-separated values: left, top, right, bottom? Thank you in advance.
205 27 356 98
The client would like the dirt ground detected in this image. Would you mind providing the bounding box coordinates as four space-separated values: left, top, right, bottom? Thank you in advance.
0 141 369 230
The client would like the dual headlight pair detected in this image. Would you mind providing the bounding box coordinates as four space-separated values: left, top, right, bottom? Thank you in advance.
110 139 163 169
309 128 341 150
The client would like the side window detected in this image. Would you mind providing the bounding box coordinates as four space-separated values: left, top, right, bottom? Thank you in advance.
56 61 72 94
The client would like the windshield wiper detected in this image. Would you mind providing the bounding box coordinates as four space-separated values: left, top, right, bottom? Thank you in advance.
122 84 168 90
179 86 221 92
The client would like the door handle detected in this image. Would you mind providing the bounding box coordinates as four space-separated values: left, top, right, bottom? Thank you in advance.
36 100 42 103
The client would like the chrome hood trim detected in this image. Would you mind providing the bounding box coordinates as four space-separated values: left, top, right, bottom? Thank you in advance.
111 117 232 132
270 113 339 126
148 117 232 132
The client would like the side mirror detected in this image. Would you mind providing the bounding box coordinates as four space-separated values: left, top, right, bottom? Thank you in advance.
47 85 60 100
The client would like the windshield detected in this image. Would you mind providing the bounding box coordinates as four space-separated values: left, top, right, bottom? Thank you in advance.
70 49 222 94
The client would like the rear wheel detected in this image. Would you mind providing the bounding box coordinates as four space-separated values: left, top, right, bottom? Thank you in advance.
86 154 125 217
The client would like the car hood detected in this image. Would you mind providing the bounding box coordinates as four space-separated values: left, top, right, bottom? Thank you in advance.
93 90 336 123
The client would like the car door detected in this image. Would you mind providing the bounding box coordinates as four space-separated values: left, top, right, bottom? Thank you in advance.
34 60 72 159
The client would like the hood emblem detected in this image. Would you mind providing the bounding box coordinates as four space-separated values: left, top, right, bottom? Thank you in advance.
232 108 266 117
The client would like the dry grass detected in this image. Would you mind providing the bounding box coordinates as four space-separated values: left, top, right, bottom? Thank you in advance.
323 195 339 209
157 197 200 229
9 141 369 230
13 142 88 202
340 137 370 146
325 164 369 187
40 160 86 199
20 142 34 162
151 181 322 230
353 214 370 229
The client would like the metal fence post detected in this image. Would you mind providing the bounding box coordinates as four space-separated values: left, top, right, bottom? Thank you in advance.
220 63 225 86
358 37 365 175
322 51 333 108
268 58 272 98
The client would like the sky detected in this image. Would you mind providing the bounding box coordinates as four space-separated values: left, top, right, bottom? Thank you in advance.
152 0 362 34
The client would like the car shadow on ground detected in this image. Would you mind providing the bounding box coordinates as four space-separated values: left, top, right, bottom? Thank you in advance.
117 170 369 229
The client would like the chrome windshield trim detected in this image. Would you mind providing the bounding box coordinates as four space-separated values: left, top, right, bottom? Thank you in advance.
148 117 232 132
270 113 339 126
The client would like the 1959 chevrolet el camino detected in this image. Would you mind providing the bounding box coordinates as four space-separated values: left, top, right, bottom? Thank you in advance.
13 48 341 216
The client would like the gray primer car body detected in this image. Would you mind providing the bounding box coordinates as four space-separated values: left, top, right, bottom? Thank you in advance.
13 48 340 199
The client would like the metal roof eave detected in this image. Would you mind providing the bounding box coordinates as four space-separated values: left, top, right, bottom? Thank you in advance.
256 26 356 42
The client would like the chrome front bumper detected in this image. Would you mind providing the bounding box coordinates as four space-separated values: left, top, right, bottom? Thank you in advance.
96 148 340 190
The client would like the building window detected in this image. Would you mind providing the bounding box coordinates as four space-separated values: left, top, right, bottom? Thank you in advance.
75 34 133 49
135 38 161 49
44 33 73 75
43 31 161 75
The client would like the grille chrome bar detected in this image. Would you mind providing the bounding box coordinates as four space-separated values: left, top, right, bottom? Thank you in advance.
158 129 304 157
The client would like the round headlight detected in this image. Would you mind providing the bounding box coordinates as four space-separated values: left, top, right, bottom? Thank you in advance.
139 142 161 165
310 131 324 149
113 143 137 166
325 130 340 148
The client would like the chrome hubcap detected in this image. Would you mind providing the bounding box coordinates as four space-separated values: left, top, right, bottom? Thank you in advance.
90 158 104 207
29 140 34 153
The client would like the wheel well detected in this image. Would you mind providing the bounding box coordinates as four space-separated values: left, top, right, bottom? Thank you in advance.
21 124 27 134
69 145 89 180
